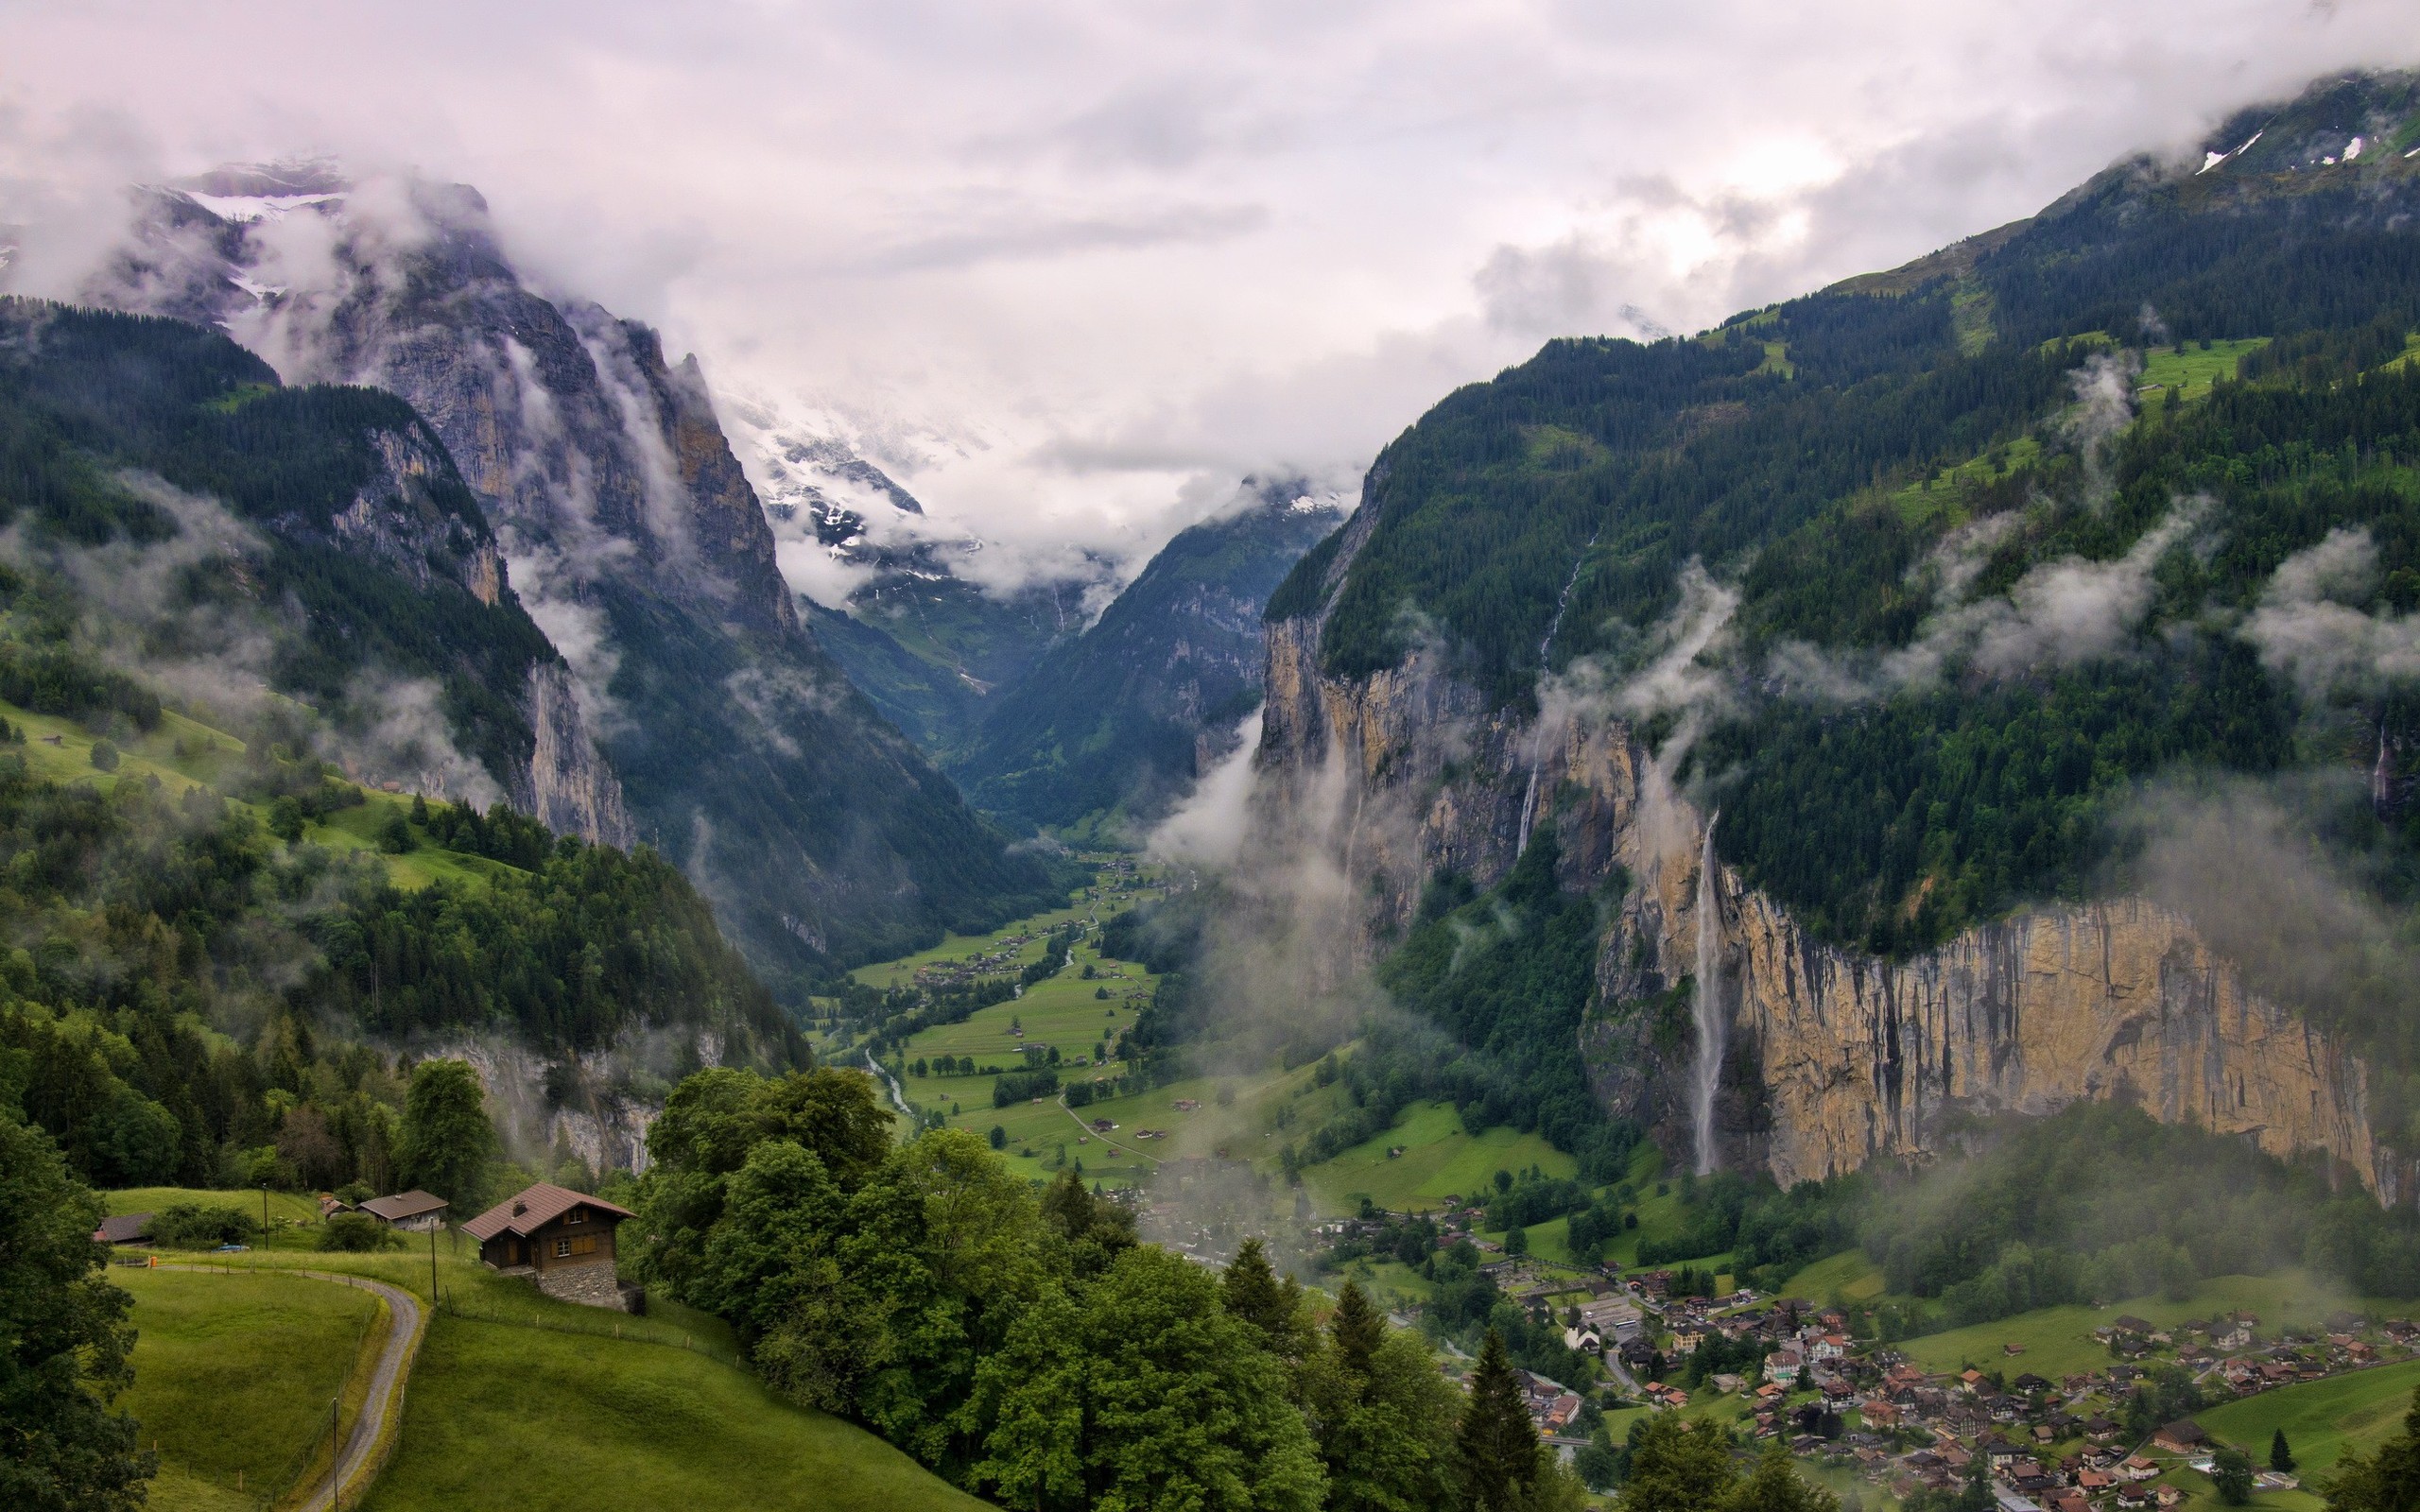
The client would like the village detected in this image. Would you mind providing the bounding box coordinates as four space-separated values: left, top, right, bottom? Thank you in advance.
1270 1195 2414 1508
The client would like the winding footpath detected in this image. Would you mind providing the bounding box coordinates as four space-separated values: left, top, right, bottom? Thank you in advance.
161 1265 424 1512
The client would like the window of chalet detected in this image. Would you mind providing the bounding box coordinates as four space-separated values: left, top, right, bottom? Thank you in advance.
567 1209 586 1225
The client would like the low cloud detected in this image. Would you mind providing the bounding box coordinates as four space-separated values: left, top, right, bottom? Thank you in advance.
1770 499 2204 701
2241 526 2420 700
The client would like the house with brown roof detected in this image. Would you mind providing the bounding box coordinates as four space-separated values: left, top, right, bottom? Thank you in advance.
357 1190 449 1233
2151 1421 2206 1455
462 1182 635 1310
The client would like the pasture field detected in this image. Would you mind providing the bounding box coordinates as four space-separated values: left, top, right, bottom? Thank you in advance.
358 1314 989 1512
1295 1100 1576 1216
2136 337 2270 400
0 696 533 893
115 1267 384 1510
1781 1250 1890 1306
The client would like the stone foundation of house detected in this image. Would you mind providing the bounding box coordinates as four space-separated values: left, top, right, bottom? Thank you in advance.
535 1259 630 1311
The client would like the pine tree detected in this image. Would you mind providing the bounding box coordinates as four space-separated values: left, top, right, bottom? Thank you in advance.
2273 1429 2295 1473
1221 1237 1307 1361
1331 1280 1386 1379
1457 1329 1538 1512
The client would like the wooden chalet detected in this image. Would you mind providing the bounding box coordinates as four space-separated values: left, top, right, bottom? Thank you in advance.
462 1182 636 1310
357 1190 449 1232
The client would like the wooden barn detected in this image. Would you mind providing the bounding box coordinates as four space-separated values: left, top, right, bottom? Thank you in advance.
461 1182 636 1310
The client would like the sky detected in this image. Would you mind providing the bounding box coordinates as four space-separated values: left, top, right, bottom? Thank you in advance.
4 0 2418 589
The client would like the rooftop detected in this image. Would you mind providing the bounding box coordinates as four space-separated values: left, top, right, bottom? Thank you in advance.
461 1182 634 1243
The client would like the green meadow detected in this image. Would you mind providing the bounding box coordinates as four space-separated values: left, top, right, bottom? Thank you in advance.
2199 1359 2420 1505
1296 1100 1575 1217
115 1266 384 1510
359 1314 989 1512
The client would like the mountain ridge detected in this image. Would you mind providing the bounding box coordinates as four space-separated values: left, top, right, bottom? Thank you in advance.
1248 67 2420 1194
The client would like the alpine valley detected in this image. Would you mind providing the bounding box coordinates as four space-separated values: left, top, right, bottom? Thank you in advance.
21 54 2420 1512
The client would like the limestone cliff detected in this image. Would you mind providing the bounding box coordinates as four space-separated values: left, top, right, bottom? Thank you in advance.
513 663 638 850
1256 584 2394 1194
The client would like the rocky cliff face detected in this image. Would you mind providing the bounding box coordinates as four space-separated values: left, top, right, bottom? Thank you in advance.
82 166 1069 975
1256 576 2395 1195
514 662 638 849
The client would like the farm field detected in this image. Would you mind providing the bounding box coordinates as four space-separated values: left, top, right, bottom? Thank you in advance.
115 1267 385 1511
99 1226 982 1511
358 1314 988 1512
1781 1250 1890 1306
2135 337 2269 400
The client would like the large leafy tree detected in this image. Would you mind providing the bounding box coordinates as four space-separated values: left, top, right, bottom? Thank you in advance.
977 1245 1324 1512
0 1109 154 1512
397 1058 496 1211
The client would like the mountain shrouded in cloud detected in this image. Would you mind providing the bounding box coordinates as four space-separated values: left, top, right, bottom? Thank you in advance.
9 2 2420 599
78 163 1068 988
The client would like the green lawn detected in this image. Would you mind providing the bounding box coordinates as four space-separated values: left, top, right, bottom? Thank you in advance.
359 1314 989 1512
2200 1359 2420 1493
1901 1272 2396 1380
1295 1101 1575 1216
116 1267 384 1508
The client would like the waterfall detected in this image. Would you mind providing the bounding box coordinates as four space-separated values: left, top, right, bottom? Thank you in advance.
1515 533 1599 855
1691 813 1723 1175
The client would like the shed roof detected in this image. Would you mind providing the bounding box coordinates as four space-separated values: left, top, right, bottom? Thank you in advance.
359 1190 449 1223
94 1212 152 1244
462 1182 634 1243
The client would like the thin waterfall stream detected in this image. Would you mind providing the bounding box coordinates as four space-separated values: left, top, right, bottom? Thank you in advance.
1691 813 1723 1175
1515 532 1599 855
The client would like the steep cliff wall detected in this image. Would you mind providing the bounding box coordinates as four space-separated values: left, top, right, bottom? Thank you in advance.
514 663 638 849
1255 596 2394 1194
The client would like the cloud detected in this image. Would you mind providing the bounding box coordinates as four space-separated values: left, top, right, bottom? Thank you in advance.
1771 499 2205 701
1150 710 1264 868
2241 526 2420 699
3 1 2412 596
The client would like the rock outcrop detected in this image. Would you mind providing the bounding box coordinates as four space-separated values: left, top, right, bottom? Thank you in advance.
513 663 637 850
1254 578 2394 1194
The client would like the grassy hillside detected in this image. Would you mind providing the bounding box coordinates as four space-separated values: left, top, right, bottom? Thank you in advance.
1900 1272 2399 1380
1295 1100 1575 1216
2200 1360 2420 1488
97 1233 987 1512
360 1313 991 1512
116 1267 384 1511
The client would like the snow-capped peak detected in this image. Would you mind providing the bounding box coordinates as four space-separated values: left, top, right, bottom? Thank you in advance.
181 190 345 224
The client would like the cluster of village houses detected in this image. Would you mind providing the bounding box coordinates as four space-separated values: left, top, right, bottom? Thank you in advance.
1497 1261 2411 1508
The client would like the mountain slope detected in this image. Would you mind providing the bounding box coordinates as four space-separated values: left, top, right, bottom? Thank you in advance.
84 166 1069 983
954 480 1341 833
0 297 588 815
729 404 1112 757
1252 68 2420 1195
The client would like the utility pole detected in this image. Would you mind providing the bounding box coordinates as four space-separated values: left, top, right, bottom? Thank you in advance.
262 1184 269 1238
329 1396 340 1512
430 1224 439 1304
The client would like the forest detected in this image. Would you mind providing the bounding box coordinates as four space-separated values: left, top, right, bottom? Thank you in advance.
0 743 795 1198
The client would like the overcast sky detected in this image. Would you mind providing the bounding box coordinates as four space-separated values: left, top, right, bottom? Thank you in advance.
4 1 2417 584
